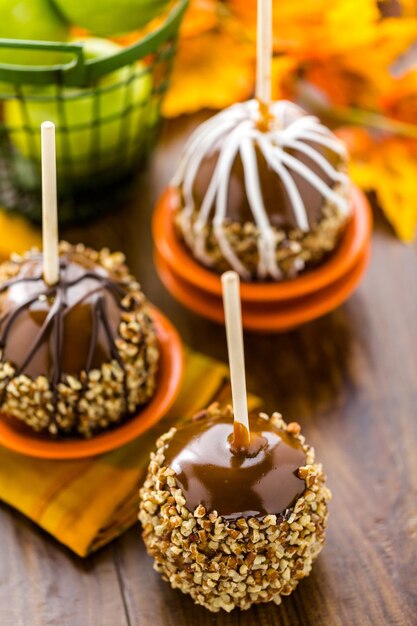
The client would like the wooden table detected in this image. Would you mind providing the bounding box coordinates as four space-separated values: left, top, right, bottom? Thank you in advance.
1 114 416 626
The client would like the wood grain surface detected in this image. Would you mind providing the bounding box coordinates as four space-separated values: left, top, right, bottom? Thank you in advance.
1 114 417 626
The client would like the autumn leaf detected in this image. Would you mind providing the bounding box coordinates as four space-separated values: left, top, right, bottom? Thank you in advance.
380 67 417 124
179 0 219 38
284 16 417 110
271 55 299 100
337 127 417 242
364 138 417 242
229 0 381 57
303 59 375 108
163 0 417 118
335 18 417 98
397 0 417 17
0 212 41 260
163 26 255 117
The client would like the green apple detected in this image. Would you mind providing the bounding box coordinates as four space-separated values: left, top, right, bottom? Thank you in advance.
4 37 153 179
51 0 169 36
0 0 69 66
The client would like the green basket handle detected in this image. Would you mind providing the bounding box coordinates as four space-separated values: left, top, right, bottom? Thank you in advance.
0 0 188 87
0 41 85 85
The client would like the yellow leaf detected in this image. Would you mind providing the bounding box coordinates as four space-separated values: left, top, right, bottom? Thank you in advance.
180 0 219 38
301 17 417 110
371 139 417 241
0 211 41 260
271 55 299 100
346 133 417 241
229 0 381 57
335 127 377 188
163 27 255 117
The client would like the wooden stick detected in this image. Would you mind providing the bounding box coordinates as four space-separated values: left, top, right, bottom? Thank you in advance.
256 0 272 106
41 121 59 286
221 271 250 449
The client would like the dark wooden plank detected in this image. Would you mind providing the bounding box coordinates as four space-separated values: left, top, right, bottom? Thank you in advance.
0 505 129 626
1 114 417 625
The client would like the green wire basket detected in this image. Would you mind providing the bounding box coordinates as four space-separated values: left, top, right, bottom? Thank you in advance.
0 0 188 223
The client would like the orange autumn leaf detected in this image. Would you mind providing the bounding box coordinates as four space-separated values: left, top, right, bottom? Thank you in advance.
398 0 417 17
334 18 417 98
227 1 417 117
304 60 374 108
271 55 299 100
229 0 381 58
366 139 417 242
284 16 417 110
335 126 379 189
163 27 255 117
380 67 417 124
180 0 219 38
167 0 389 117
339 129 417 242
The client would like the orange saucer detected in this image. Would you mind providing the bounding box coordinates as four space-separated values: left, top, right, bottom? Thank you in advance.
155 247 370 332
153 185 372 303
0 307 184 460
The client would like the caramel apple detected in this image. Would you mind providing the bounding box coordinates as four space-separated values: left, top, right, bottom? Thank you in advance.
139 404 330 612
139 269 330 612
171 98 351 281
0 242 159 437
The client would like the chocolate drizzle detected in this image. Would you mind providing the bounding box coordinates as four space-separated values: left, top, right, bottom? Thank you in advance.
0 252 130 427
164 411 307 520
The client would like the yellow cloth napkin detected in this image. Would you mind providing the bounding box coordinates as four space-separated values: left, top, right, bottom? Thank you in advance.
0 350 261 557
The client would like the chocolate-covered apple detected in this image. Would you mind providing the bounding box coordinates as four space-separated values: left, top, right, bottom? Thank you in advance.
0 242 159 437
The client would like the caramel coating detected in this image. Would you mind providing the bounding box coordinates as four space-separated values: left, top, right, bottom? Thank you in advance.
163 409 306 520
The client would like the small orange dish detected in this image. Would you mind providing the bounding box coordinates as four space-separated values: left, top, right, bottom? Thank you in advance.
153 185 372 303
154 247 370 332
0 307 184 460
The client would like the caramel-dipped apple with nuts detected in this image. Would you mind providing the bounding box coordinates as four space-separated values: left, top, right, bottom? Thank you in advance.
139 272 330 612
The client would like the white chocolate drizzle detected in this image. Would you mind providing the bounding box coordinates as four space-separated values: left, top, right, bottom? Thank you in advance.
172 99 351 280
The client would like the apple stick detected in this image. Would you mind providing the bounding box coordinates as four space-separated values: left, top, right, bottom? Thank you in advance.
221 271 250 450
256 0 272 109
41 121 59 286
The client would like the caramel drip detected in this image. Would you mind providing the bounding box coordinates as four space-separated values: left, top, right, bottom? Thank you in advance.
230 421 251 452
256 99 273 132
0 253 131 429
229 425 268 460
164 412 307 520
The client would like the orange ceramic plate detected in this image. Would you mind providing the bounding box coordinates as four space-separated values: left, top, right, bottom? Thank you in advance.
155 246 370 332
153 185 372 302
0 307 184 460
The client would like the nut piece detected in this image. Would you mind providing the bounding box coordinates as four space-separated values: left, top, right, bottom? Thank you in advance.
175 183 350 281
